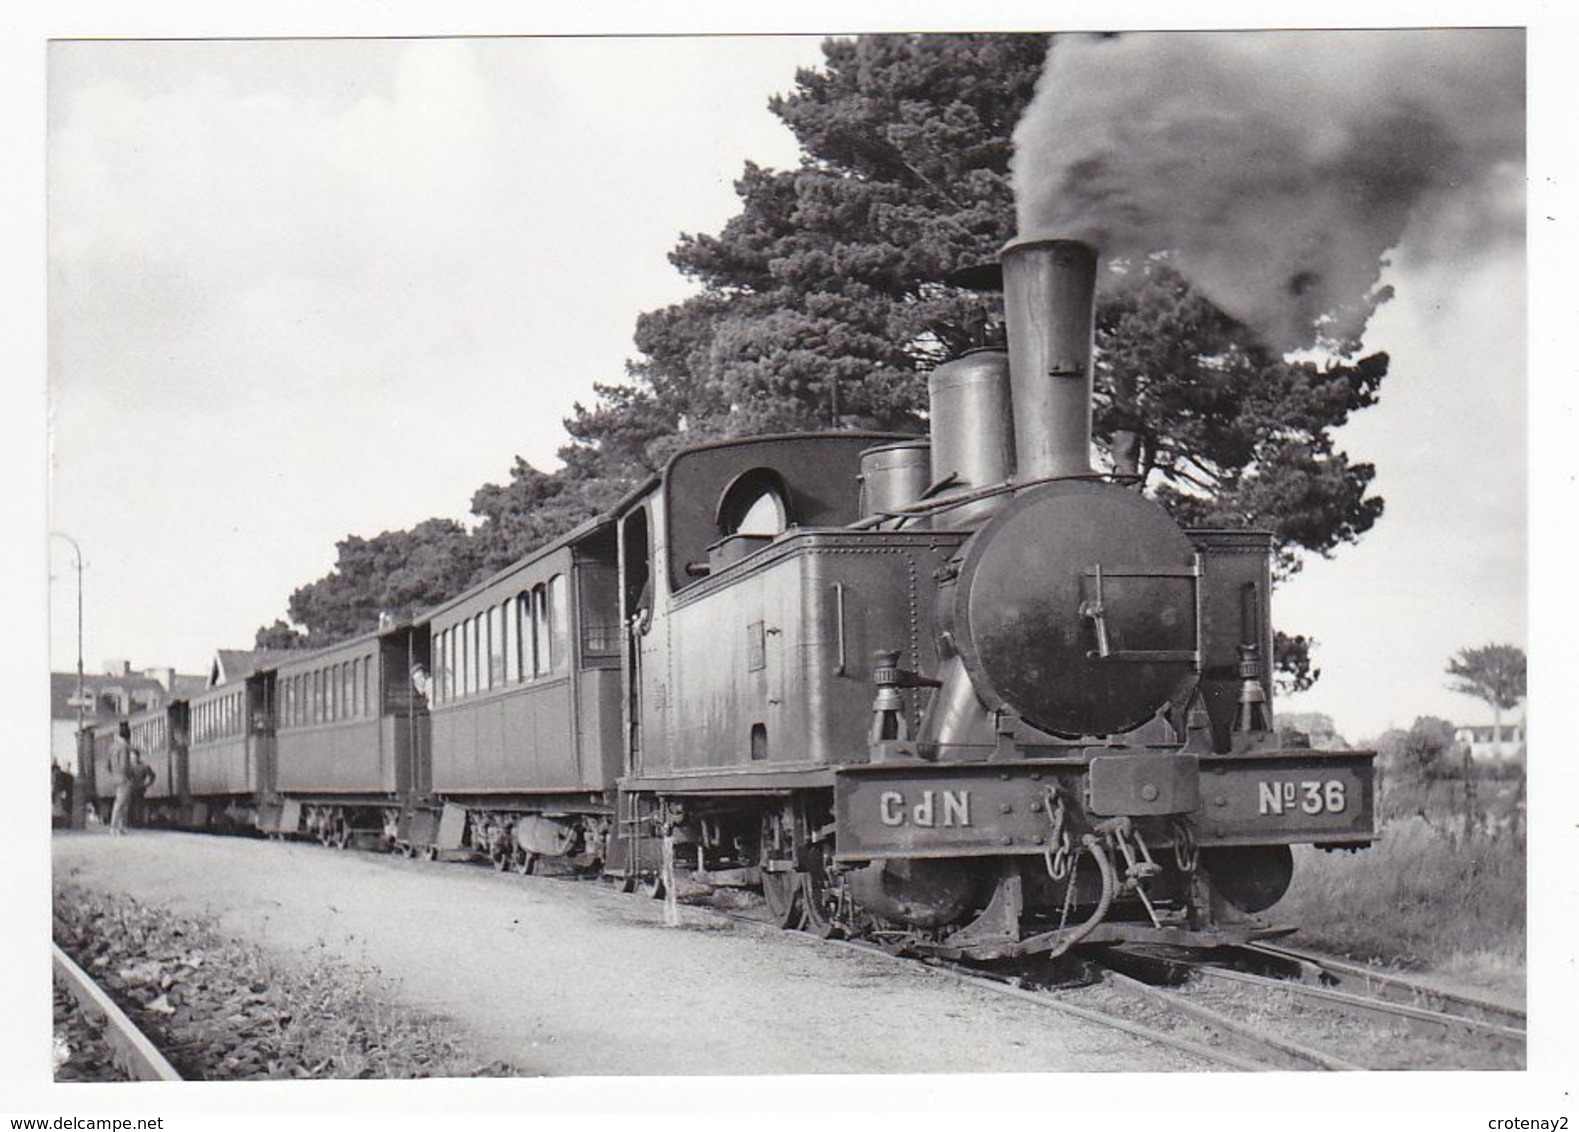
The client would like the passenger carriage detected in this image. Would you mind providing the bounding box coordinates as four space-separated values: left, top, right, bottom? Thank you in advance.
127 700 188 823
261 623 428 847
184 667 274 830
418 517 624 869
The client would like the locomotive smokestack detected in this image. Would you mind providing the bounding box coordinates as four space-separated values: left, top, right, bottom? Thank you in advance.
1000 236 1098 480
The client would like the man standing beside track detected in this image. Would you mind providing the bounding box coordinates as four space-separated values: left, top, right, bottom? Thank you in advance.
106 722 136 835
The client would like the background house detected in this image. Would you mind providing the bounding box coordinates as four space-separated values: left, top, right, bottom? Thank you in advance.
49 661 205 773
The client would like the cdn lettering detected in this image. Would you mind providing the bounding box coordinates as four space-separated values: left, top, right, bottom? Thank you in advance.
879 789 971 828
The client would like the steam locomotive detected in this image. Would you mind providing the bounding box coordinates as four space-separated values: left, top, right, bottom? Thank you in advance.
82 235 1375 961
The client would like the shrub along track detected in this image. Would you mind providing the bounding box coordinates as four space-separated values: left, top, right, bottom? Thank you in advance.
51 884 517 1082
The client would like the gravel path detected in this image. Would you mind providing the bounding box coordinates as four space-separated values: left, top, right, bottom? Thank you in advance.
52 829 1207 1075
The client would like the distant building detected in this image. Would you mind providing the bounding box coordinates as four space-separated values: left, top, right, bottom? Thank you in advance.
49 661 204 774
1455 718 1526 765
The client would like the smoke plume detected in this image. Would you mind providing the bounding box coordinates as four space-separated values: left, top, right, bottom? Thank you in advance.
1012 29 1524 350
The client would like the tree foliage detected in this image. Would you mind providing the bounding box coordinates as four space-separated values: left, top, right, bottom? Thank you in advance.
1377 715 1459 782
258 33 1391 681
1446 644 1527 713
274 519 485 644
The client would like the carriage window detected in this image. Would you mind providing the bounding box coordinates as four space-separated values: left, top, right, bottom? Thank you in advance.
504 598 520 683
473 613 485 694
549 574 569 672
533 585 551 675
489 604 505 689
363 656 372 716
578 564 620 660
527 590 540 678
480 611 492 692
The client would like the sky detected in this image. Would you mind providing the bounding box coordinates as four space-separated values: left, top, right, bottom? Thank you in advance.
44 32 1524 742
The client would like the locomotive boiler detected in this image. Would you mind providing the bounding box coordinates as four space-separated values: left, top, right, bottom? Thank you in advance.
614 235 1375 959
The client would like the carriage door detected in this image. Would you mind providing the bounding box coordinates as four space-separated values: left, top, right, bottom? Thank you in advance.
620 506 652 775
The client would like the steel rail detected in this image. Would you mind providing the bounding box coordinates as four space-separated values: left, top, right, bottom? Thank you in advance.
1189 962 1527 1047
1096 968 1363 1071
903 953 1279 1072
682 901 1277 1071
52 942 183 1082
1239 941 1527 1031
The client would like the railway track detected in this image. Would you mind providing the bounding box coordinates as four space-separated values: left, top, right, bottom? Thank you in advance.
52 941 182 1082
666 898 1304 1071
1077 938 1525 1070
1236 940 1528 1032
612 874 1524 1071
350 836 1528 1071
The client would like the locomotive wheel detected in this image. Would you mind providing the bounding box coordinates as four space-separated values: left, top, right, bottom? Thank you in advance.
422 845 439 862
643 872 667 900
799 843 843 940
492 847 510 872
614 873 637 894
762 871 804 930
759 806 804 930
512 850 539 876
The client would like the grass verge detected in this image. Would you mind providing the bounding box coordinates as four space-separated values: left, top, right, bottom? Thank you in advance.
1274 815 1525 996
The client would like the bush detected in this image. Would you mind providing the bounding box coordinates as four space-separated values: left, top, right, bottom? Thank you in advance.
1274 815 1525 972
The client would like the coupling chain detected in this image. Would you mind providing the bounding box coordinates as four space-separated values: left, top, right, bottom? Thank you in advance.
1043 785 1075 881
1171 816 1199 873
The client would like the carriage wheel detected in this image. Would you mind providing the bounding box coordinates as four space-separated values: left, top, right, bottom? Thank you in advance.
423 845 439 862
512 849 539 876
643 871 667 900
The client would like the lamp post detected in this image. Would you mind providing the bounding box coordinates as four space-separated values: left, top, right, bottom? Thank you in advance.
50 532 86 828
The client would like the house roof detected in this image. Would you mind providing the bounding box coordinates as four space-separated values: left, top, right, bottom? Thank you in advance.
169 674 209 700
210 648 296 686
49 671 168 722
